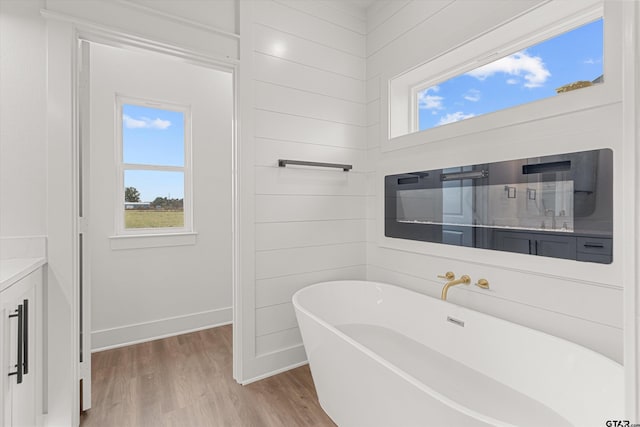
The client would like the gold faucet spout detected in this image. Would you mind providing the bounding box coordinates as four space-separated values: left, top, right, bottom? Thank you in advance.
441 275 471 300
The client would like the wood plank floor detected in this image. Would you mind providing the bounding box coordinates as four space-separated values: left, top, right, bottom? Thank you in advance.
80 325 336 427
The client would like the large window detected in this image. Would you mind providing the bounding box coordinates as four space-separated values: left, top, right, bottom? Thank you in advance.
117 97 191 234
386 2 618 146
414 18 603 131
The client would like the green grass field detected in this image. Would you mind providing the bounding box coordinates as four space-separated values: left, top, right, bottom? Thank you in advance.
125 210 184 229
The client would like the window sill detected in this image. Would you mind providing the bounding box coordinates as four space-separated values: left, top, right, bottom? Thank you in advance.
109 232 198 250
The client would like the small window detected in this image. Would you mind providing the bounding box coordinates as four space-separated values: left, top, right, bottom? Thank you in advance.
414 18 603 131
117 98 191 234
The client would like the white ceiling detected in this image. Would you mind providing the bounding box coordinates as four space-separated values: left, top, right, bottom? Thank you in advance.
327 0 377 15
349 0 377 11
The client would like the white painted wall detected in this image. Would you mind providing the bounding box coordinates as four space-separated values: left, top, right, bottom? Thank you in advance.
365 0 624 362
88 43 233 350
0 0 47 239
238 0 368 382
124 0 237 34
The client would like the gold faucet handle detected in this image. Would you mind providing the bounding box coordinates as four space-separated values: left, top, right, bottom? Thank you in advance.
438 271 455 280
475 279 490 289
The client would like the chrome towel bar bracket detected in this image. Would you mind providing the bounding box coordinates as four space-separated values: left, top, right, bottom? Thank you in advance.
278 159 352 171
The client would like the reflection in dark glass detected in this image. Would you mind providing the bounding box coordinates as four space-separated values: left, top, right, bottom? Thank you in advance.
385 149 613 263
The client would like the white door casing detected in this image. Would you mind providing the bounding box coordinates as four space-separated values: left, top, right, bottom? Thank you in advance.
43 7 240 424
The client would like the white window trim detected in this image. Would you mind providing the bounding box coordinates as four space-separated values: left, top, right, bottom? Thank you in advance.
114 95 193 236
109 232 198 250
384 0 620 152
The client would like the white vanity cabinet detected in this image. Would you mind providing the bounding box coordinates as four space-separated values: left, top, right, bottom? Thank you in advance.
0 264 43 427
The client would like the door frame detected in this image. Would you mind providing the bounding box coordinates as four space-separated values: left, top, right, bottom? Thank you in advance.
44 14 241 424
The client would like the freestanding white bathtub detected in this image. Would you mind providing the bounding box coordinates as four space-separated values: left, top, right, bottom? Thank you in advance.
292 280 623 427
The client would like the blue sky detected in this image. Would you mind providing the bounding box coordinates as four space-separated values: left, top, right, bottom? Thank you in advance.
122 104 185 201
418 18 603 130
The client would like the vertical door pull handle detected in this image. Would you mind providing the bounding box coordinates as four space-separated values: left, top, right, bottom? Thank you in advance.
23 299 28 375
7 304 24 384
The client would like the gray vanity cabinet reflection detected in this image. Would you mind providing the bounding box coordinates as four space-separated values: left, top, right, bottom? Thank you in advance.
536 234 578 259
385 149 613 264
492 230 531 254
492 231 613 263
576 237 613 263
492 230 577 260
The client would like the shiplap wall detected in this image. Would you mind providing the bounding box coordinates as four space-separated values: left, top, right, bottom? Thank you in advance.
241 0 368 380
365 0 624 362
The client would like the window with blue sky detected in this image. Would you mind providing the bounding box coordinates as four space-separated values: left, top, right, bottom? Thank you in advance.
122 104 185 202
121 102 188 230
417 18 603 131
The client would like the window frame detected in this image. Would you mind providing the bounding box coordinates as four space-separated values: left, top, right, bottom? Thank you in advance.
409 15 605 134
114 95 193 236
384 1 619 151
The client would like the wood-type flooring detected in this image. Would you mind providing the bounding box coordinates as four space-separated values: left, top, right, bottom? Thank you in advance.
80 325 336 427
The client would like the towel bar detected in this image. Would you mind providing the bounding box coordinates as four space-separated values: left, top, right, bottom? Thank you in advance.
278 159 352 171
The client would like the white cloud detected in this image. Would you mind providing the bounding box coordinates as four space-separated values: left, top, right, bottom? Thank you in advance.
583 58 601 65
438 111 475 125
463 89 481 102
506 78 519 85
123 114 171 130
417 86 444 110
466 50 550 88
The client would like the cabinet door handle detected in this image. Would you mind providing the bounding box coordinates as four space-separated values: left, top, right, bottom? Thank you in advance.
7 303 24 384
23 299 28 375
583 243 604 248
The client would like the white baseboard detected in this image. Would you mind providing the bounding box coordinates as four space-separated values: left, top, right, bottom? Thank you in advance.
91 306 232 352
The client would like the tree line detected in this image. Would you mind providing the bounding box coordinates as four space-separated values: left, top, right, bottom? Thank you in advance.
125 186 183 210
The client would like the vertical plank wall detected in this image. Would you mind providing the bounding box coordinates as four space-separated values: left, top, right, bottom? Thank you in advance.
242 0 368 381
365 0 624 361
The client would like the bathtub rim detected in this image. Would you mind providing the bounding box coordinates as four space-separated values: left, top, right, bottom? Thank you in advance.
292 279 622 371
292 279 622 427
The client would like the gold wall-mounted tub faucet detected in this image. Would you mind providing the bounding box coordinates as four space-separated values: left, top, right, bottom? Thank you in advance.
440 275 471 300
